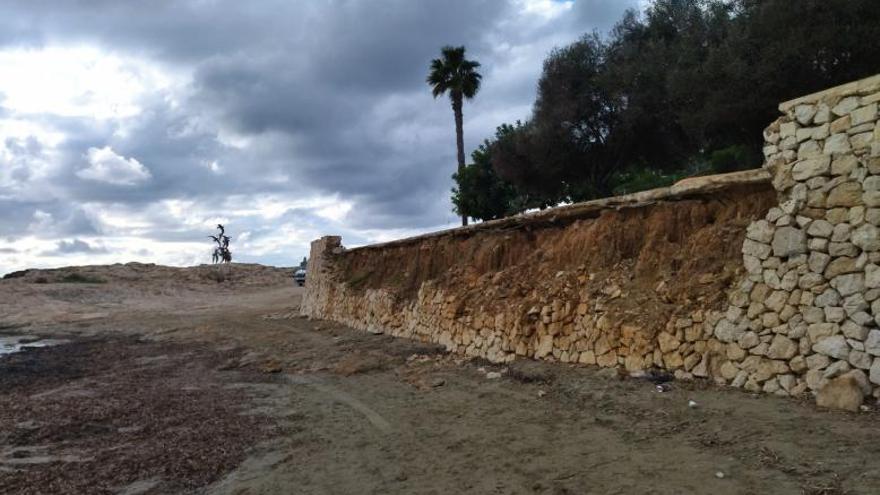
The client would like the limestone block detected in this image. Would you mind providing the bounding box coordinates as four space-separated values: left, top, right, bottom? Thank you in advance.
816 374 863 412
657 332 680 353
851 131 874 150
824 133 852 155
750 283 771 302
767 335 798 360
779 121 798 139
851 103 878 126
792 156 831 180
719 361 739 380
727 343 746 361
870 358 880 385
808 237 828 252
825 207 849 224
806 353 831 370
830 273 864 297
831 155 858 176
743 239 772 260
815 103 831 124
830 223 852 242
814 288 841 307
795 104 817 125
743 255 762 276
806 219 833 238
823 360 852 379
738 331 760 349
849 350 873 370
824 257 859 278
764 269 782 289
764 291 788 312
865 330 880 356
790 355 807 373
762 312 781 329
842 293 868 316
852 224 880 251
849 122 875 135
772 226 807 258
842 320 869 341
806 189 825 208
828 241 859 257
746 220 775 244
579 350 596 365
866 190 880 208
824 306 846 323
808 323 840 344
830 115 851 134
596 351 618 367
796 128 815 144
832 96 860 117
827 181 862 207
661 351 682 369
812 335 850 360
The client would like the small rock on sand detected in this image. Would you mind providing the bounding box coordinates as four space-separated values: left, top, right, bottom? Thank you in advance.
816 374 864 412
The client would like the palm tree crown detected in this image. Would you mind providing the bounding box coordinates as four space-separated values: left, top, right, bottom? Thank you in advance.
427 46 482 102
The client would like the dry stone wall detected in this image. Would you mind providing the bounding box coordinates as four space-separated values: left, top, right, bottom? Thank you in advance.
303 74 880 406
710 74 880 402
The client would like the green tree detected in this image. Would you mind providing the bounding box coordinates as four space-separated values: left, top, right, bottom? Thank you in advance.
427 45 482 226
452 123 550 221
451 143 517 222
475 0 880 221
493 34 626 202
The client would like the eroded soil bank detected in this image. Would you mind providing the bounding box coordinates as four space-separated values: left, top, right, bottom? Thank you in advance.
1 264 879 494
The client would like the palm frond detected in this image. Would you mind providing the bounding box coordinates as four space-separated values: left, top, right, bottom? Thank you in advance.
427 45 482 100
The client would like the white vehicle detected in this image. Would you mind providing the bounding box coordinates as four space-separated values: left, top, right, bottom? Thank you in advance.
293 268 307 287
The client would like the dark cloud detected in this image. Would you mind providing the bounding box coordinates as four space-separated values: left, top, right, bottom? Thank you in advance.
0 0 639 272
49 239 108 255
571 0 641 34
0 199 99 238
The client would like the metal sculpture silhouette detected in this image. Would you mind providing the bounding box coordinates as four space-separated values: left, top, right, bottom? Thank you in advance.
209 224 232 264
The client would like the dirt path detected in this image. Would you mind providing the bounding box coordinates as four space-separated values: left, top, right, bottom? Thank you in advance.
1 265 879 494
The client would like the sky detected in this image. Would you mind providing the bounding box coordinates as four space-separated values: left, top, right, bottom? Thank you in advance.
0 0 641 275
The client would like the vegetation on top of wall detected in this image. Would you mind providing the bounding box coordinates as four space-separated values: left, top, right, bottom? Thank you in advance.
60 273 106 284
453 0 880 222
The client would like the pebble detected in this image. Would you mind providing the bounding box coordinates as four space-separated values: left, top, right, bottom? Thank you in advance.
715 471 725 479
486 371 502 379
688 400 698 408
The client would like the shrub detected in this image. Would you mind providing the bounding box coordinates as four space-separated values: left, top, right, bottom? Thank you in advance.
59 273 106 284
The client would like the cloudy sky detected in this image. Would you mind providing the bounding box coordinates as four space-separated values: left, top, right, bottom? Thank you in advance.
0 0 640 275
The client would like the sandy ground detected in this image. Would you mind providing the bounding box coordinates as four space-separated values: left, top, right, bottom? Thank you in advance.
1 264 879 494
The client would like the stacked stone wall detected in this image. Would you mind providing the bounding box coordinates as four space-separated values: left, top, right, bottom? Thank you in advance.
303 74 880 405
709 74 880 399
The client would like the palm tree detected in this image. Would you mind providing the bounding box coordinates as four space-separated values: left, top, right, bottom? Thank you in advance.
427 45 482 227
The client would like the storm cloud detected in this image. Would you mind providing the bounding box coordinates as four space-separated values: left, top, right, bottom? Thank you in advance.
0 0 640 274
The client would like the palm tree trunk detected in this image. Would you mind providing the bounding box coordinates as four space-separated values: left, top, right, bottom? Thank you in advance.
452 95 468 226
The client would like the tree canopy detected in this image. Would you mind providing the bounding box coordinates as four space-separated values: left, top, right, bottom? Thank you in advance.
452 0 880 221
